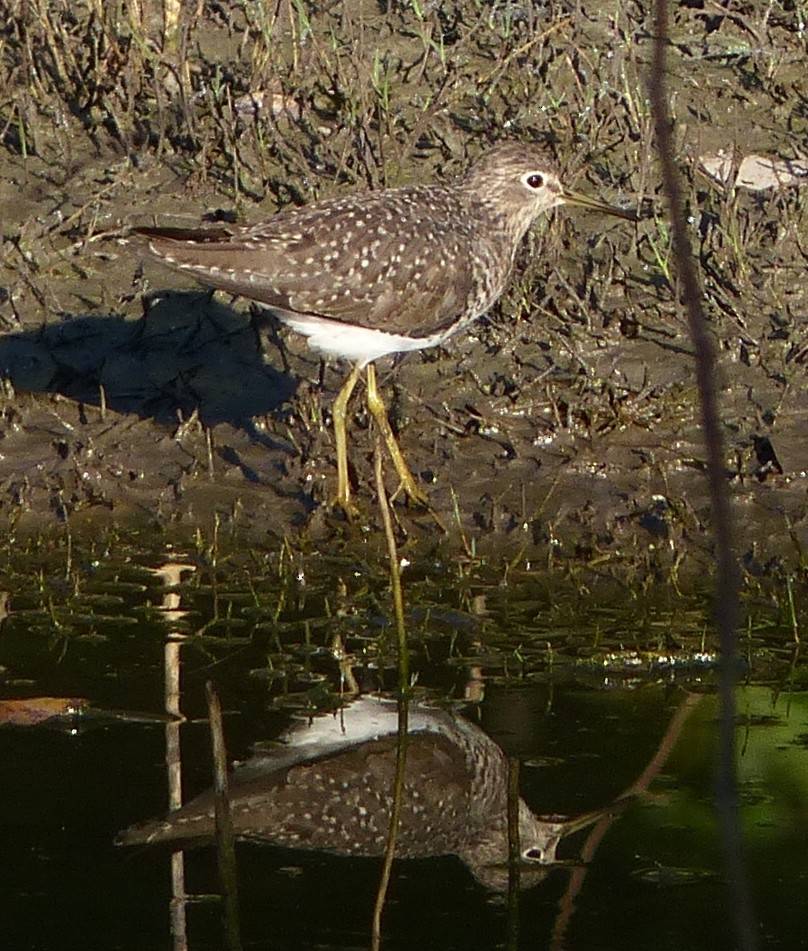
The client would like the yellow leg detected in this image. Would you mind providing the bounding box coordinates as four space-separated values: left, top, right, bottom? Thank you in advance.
332 364 362 512
365 362 428 506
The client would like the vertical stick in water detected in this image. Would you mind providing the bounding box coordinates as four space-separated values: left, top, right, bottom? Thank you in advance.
205 681 243 951
371 436 410 951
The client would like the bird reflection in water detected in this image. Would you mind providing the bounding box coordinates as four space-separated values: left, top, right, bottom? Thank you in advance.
117 696 601 890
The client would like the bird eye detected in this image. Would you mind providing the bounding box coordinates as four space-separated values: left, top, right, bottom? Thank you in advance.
524 847 546 861
526 173 545 189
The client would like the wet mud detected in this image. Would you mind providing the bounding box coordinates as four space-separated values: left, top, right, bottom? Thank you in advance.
1 1 806 586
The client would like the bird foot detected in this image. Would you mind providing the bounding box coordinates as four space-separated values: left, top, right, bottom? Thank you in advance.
331 492 362 520
389 479 430 509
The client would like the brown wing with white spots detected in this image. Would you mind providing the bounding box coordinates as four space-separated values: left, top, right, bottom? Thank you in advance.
231 733 475 857
138 186 478 339
116 732 476 857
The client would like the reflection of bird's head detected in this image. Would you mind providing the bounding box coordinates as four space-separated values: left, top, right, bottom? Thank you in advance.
458 800 571 891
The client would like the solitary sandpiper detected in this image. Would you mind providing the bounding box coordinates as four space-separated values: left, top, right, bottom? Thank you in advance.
117 696 602 889
135 143 636 510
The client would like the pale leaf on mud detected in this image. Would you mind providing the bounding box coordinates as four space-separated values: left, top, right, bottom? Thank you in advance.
699 150 808 191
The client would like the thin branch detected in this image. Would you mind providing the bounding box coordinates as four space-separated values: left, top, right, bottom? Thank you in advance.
648 4 757 950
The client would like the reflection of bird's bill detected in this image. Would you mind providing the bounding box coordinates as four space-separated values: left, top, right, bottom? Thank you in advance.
562 188 639 221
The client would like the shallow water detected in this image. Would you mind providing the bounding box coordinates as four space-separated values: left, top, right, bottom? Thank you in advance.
0 538 805 950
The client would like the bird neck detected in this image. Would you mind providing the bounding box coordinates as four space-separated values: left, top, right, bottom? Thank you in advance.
463 184 539 246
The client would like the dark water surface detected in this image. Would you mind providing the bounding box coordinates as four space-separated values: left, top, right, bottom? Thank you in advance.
1 538 806 950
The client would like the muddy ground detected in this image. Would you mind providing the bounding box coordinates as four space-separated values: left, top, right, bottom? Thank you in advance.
0 0 806 589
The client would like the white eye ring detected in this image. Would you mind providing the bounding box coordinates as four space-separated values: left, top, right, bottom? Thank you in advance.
524 846 546 861
524 172 545 189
